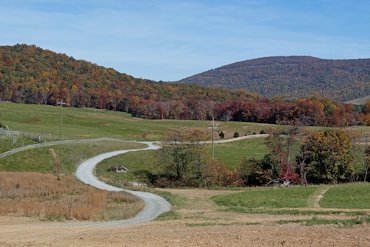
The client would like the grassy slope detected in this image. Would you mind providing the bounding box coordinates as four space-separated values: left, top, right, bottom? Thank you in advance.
0 102 281 141
95 138 270 184
213 183 370 210
96 150 160 183
0 136 38 153
2 102 370 141
212 186 319 209
0 141 145 174
320 183 370 209
212 137 268 169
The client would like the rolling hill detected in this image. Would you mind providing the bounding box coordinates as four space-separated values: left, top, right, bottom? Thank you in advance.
0 44 368 127
0 44 257 119
178 56 370 102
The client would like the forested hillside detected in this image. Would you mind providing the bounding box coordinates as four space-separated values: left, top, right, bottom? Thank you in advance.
0 44 258 119
179 56 370 101
0 44 369 126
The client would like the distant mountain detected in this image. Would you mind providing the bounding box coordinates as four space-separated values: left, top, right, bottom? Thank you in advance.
1 45 368 126
178 56 370 102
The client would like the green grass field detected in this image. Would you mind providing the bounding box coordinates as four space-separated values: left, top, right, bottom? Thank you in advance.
320 183 370 209
96 150 161 183
212 183 370 211
95 138 270 184
0 141 145 174
0 102 280 141
212 186 319 209
212 137 268 169
0 135 39 153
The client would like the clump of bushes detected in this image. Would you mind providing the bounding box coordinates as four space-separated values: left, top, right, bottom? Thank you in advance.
219 131 225 139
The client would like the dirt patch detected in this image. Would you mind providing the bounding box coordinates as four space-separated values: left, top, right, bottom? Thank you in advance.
97 121 110 126
313 187 329 208
21 116 41 124
160 188 241 199
1 187 370 246
0 220 370 246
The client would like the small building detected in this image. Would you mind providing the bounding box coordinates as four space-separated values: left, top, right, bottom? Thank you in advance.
107 165 128 173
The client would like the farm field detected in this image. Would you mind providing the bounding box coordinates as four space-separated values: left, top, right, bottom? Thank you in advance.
2 102 369 142
1 103 370 246
1 185 370 246
0 102 279 141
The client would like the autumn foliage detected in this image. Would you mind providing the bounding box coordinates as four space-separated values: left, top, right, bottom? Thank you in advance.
0 44 369 127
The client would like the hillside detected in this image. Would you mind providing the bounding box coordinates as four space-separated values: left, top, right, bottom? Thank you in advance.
178 56 370 102
1 45 369 127
0 44 257 119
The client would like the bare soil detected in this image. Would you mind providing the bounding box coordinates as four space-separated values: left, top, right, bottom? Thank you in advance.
1 188 370 247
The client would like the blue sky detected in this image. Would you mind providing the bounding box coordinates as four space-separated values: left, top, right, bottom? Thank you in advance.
1 0 370 81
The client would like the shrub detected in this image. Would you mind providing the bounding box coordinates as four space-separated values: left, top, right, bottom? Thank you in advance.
236 158 272 186
233 132 240 138
203 160 240 187
219 131 225 139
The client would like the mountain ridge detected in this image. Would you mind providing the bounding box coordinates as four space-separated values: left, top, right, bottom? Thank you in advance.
178 56 370 102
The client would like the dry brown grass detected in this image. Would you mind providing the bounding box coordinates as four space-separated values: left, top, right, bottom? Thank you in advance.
0 172 144 221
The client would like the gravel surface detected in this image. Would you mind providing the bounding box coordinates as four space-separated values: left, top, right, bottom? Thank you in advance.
75 141 171 226
0 137 127 158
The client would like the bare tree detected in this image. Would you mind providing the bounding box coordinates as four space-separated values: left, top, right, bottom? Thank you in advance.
159 128 207 180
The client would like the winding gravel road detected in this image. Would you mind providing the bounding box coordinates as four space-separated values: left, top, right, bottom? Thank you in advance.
0 135 268 225
75 141 171 226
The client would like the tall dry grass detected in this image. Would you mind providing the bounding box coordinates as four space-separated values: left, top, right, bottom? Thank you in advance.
0 172 144 221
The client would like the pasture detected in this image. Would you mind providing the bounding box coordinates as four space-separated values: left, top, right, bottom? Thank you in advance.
0 102 279 141
1 102 370 227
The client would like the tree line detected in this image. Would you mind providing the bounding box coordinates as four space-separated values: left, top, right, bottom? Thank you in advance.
1 44 370 127
153 128 369 188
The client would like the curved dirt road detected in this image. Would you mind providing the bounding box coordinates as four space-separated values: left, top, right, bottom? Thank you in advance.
75 141 171 225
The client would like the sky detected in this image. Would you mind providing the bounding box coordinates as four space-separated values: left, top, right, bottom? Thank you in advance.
1 0 370 81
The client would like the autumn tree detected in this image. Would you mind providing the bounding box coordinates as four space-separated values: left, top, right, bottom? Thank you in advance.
299 130 354 184
264 128 300 183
